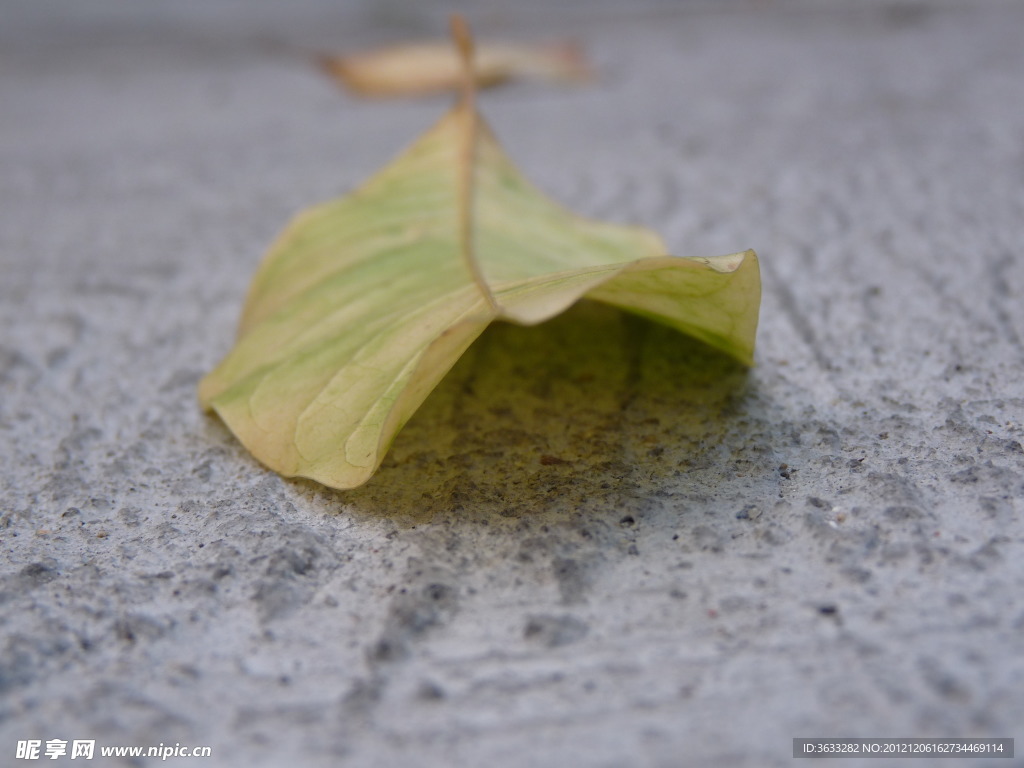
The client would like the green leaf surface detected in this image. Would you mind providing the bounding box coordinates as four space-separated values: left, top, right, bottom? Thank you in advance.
199 88 759 490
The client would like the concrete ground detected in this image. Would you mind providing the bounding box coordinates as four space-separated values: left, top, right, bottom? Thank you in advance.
2 1 1022 766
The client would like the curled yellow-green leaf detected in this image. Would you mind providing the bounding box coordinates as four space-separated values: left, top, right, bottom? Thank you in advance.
199 19 760 491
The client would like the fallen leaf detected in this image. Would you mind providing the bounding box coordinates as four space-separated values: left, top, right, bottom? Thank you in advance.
318 37 591 98
200 17 760 491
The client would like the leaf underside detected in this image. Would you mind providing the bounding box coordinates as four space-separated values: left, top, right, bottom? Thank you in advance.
199 104 760 490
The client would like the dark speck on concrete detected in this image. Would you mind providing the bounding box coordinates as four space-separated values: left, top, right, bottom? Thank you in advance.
18 562 59 588
524 614 590 648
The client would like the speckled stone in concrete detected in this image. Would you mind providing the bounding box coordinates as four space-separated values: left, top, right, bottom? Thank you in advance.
1 2 1022 767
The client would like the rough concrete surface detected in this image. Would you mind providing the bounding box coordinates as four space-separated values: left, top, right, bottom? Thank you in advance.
2 1 1023 766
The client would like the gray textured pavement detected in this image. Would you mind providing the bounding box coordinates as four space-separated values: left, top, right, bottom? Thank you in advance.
2 1 1023 766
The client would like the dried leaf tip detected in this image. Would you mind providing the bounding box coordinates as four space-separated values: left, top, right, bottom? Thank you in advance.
318 20 592 99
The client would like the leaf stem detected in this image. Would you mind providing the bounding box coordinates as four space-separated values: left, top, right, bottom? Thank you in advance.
451 15 499 312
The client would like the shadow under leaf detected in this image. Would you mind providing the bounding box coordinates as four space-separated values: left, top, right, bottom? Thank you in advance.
321 300 766 521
